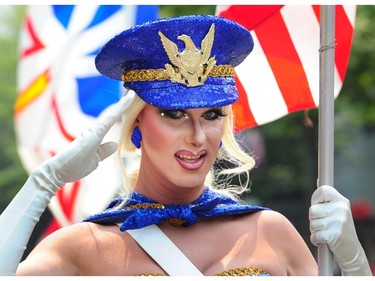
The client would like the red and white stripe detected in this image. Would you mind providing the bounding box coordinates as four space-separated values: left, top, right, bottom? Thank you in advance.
217 5 356 130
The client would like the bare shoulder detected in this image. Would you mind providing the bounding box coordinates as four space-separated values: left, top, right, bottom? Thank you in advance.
254 209 299 234
236 209 296 234
17 222 118 276
239 209 304 247
245 210 317 275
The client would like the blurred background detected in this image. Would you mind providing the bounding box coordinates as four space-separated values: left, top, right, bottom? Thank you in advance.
1 5 374 273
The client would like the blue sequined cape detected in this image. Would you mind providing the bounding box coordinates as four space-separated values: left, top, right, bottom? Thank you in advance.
84 187 269 231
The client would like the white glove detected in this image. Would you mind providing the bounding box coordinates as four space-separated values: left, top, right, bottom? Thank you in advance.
0 91 135 275
309 185 372 276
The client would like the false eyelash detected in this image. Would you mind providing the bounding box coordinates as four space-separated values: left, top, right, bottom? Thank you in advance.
208 108 227 117
159 109 186 120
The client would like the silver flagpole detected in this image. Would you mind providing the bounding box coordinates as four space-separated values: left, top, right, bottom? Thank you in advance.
318 5 336 276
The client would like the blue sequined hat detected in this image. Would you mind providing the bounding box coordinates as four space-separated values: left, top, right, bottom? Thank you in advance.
95 15 254 109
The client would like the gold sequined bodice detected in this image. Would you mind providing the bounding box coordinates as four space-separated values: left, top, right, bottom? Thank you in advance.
138 266 269 276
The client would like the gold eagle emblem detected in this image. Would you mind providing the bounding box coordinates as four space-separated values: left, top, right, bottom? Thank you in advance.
158 24 216 87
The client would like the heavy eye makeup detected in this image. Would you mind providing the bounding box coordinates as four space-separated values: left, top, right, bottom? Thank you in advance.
202 108 227 120
159 109 188 120
159 108 227 121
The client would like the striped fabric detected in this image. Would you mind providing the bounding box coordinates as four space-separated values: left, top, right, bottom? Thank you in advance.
217 5 356 130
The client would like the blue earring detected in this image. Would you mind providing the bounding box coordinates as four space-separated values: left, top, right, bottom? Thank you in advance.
131 126 142 149
219 140 223 148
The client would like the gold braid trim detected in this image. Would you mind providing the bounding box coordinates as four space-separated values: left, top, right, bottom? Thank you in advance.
167 218 186 227
125 203 165 210
122 65 234 82
125 203 186 226
137 273 165 276
214 266 268 276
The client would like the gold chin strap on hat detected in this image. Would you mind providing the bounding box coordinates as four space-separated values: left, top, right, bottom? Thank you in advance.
121 23 235 87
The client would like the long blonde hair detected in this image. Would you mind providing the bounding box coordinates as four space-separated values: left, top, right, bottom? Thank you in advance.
117 93 256 201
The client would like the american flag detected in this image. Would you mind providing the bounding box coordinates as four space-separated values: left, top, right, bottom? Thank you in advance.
217 5 356 131
15 5 158 234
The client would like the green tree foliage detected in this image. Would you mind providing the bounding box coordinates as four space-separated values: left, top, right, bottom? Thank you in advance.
339 6 375 127
159 5 215 17
0 6 28 212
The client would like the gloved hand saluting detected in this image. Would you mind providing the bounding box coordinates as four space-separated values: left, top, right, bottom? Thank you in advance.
34 91 134 191
309 185 372 276
0 90 136 275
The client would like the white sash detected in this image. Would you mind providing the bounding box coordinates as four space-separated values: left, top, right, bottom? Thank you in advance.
126 224 204 276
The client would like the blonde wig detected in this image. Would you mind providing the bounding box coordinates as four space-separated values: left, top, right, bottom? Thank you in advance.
116 93 256 201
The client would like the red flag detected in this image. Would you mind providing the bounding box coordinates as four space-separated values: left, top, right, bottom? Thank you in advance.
217 5 356 130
